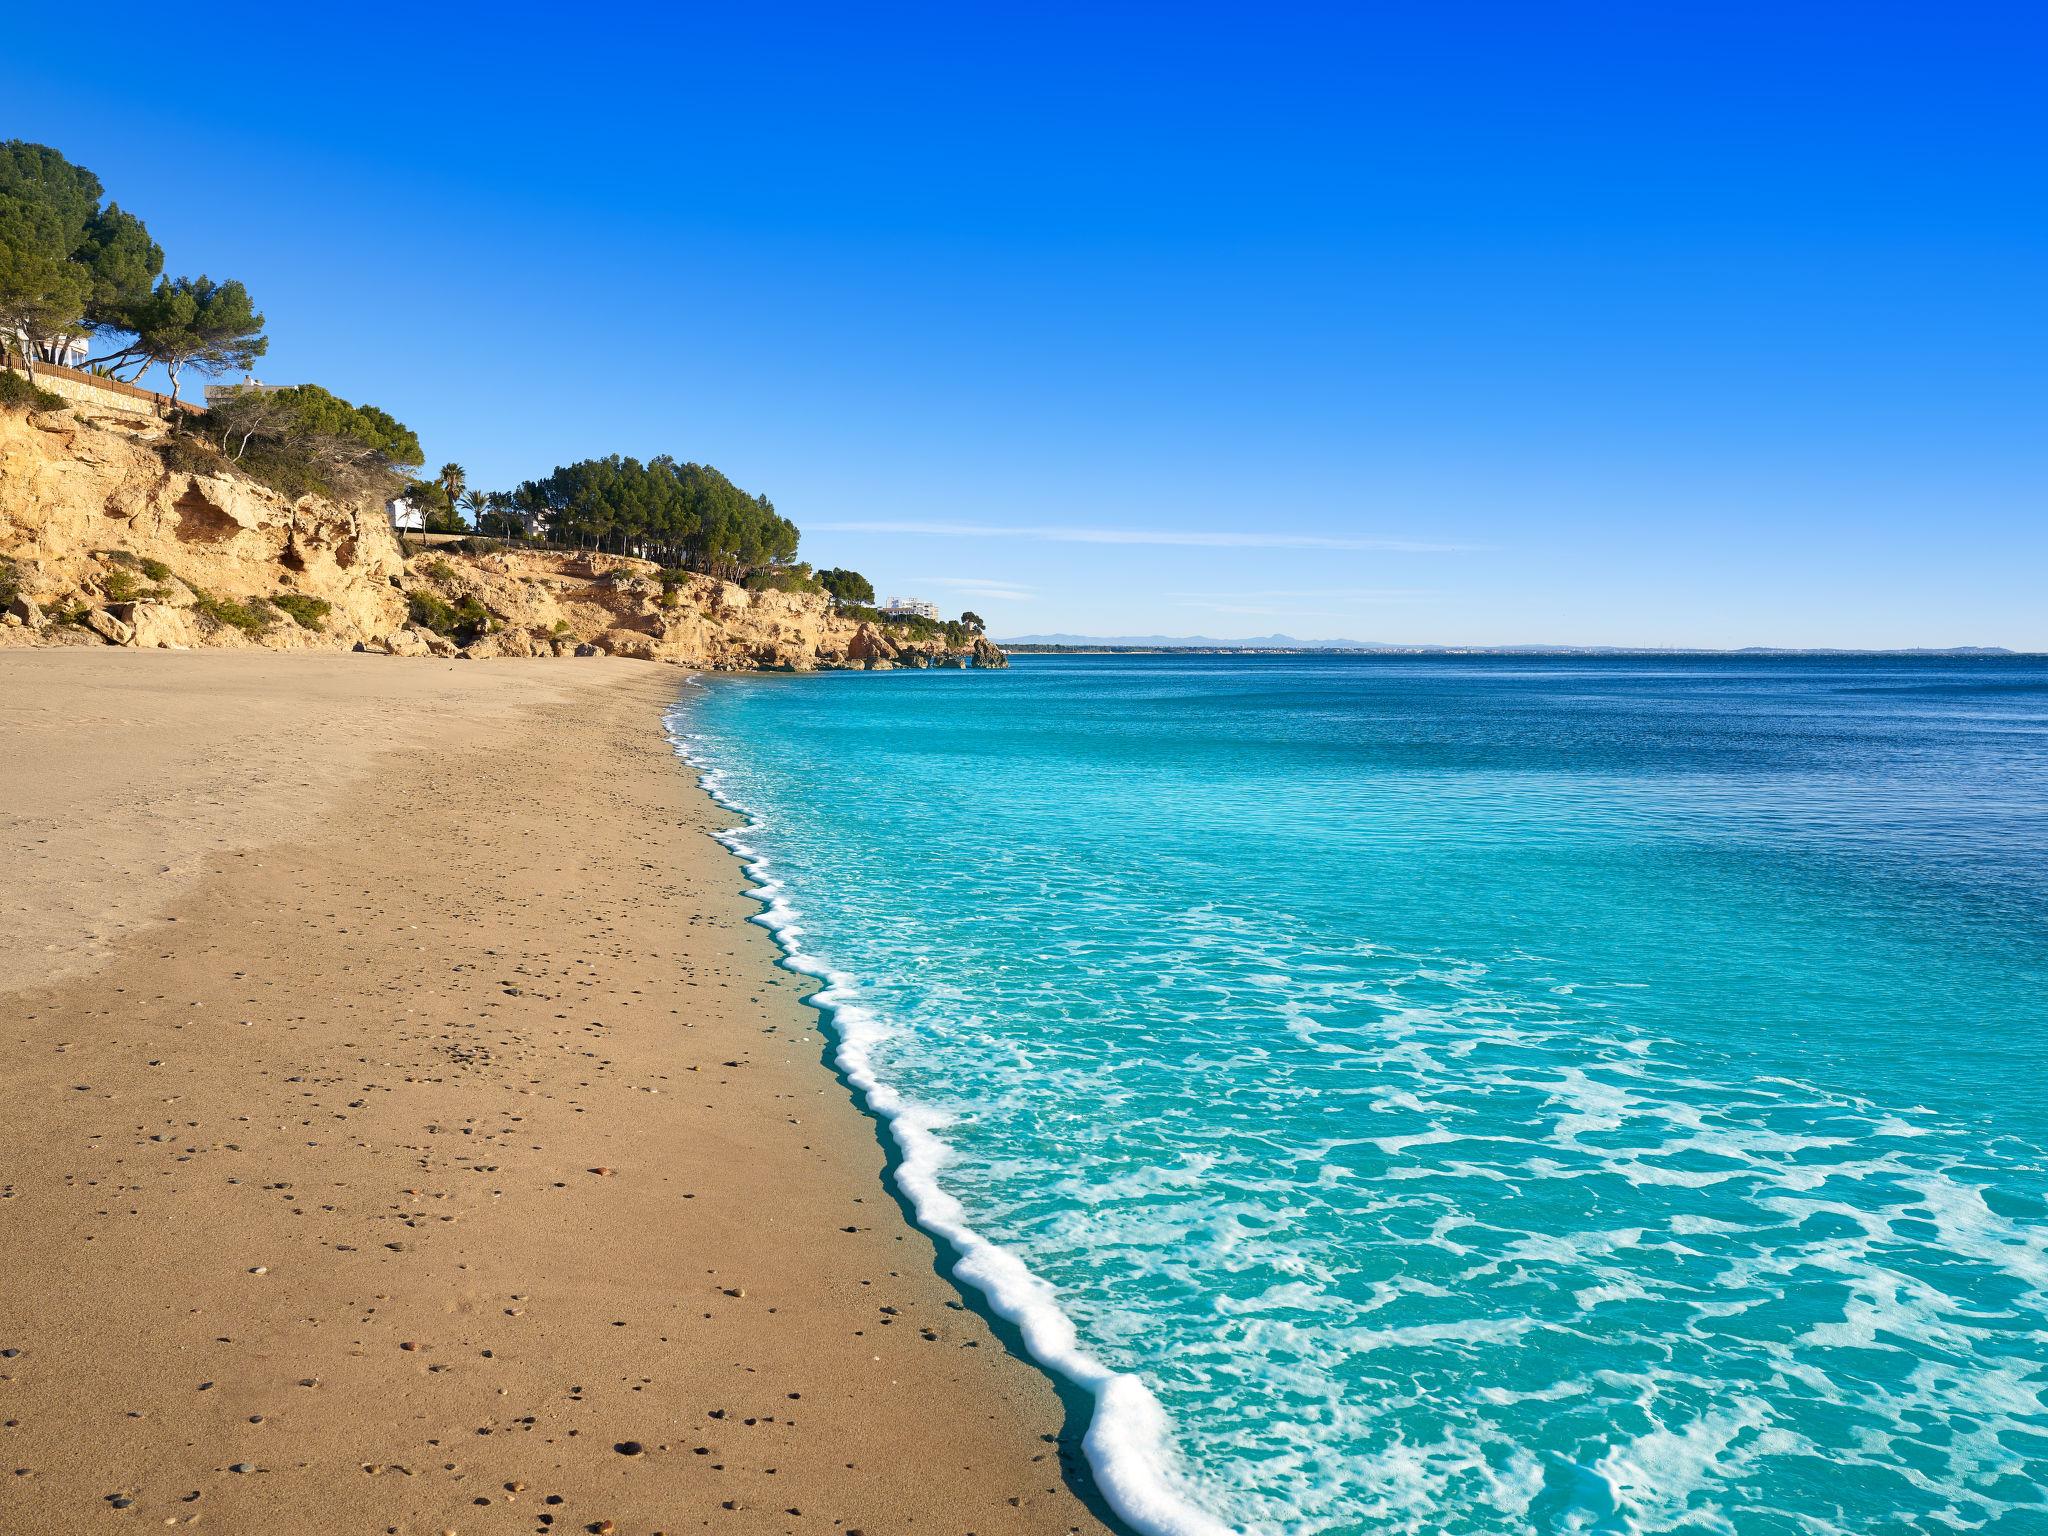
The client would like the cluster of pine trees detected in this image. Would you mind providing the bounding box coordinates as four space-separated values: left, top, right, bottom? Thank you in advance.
0 141 266 407
500 454 800 578
3 141 962 612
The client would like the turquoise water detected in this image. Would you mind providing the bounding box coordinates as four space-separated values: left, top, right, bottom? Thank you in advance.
672 655 2048 1536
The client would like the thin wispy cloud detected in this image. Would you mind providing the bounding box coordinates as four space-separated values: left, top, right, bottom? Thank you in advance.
810 520 1475 553
911 576 1039 602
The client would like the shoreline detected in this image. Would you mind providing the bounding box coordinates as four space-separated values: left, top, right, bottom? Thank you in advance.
0 651 1111 1535
670 689 1226 1536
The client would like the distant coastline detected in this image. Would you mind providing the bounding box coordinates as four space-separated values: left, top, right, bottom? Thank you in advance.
1001 639 2026 657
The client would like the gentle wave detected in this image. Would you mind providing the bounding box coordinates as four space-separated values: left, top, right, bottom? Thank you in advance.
665 691 1239 1536
668 656 2048 1536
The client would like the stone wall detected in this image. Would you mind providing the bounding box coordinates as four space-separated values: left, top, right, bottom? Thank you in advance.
15 362 201 419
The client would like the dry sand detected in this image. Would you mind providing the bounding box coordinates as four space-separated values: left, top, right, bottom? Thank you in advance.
0 651 1111 1536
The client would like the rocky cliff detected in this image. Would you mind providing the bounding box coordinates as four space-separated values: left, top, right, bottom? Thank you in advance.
0 401 1006 671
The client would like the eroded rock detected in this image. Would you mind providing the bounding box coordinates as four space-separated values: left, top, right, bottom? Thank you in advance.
0 409 1009 672
84 608 133 646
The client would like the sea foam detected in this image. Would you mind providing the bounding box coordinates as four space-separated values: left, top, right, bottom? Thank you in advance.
664 655 2048 1536
668 697 1238 1536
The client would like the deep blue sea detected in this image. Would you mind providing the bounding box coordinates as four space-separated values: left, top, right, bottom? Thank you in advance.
672 654 2048 1536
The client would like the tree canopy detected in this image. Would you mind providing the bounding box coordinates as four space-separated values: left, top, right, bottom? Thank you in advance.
123 276 267 406
0 143 272 411
515 455 799 575
818 567 875 605
473 491 525 537
0 200 88 372
207 383 423 475
0 140 163 375
193 383 423 505
400 477 467 533
74 204 160 323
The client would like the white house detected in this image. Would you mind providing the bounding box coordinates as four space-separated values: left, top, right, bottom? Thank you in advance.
386 496 426 532
10 329 90 371
883 596 941 620
204 376 284 405
501 501 550 539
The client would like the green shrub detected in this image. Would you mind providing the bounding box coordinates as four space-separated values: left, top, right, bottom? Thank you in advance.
421 558 456 584
157 432 227 477
186 584 271 635
0 555 19 609
0 370 66 412
407 588 457 634
96 556 170 605
195 385 422 504
271 593 332 630
53 600 93 627
232 439 329 501
406 587 489 642
742 564 822 595
161 423 349 503
206 383 422 472
449 594 492 640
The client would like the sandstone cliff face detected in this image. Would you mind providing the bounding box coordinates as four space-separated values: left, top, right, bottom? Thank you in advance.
0 402 406 652
394 550 1007 671
0 405 1006 672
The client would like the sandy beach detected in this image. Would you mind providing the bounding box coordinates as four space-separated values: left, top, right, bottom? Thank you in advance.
0 651 1108 1536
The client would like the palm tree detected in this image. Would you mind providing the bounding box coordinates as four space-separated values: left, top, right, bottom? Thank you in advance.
438 462 466 515
460 487 492 531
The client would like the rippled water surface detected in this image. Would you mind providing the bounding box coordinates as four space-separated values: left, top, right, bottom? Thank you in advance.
676 655 2048 1536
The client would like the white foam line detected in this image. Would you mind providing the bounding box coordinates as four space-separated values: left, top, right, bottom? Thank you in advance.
666 689 1238 1536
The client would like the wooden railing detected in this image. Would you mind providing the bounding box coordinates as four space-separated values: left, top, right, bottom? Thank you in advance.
9 359 205 415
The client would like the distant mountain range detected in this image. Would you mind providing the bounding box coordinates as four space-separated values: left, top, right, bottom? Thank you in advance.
998 633 2021 656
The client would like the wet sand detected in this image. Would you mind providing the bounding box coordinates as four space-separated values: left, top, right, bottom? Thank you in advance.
0 651 1109 1535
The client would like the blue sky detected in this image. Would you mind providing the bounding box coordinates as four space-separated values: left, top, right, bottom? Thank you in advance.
7 2 2043 646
